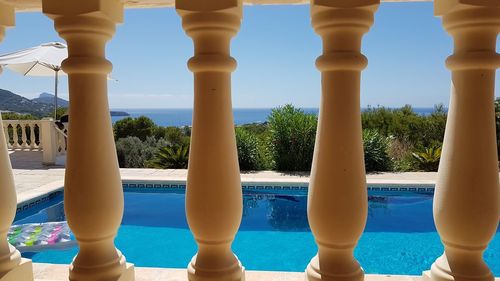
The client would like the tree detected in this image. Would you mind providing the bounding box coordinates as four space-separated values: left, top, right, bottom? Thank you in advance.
235 127 261 171
363 129 391 172
114 116 157 141
268 104 317 171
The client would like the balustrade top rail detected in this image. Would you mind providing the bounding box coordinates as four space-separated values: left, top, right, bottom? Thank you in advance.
9 0 432 12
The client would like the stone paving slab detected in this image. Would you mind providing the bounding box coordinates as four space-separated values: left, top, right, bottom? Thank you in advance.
32 263 426 281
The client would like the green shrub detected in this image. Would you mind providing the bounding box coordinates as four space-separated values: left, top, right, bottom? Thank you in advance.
421 104 447 147
412 144 442 172
363 129 391 172
147 144 189 169
1 112 38 120
239 122 269 136
387 137 416 172
154 126 190 146
268 104 317 171
361 105 446 148
115 136 167 168
114 116 157 141
235 127 261 171
53 107 68 120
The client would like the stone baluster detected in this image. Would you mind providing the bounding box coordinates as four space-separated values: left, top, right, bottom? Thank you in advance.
2 123 10 149
42 0 135 280
176 1 245 280
35 122 42 150
306 1 379 281
20 123 27 149
0 2 34 280
11 123 20 149
27 124 35 150
423 1 500 281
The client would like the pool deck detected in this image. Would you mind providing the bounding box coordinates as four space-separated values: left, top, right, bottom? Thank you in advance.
33 263 428 281
10 151 438 204
13 167 438 204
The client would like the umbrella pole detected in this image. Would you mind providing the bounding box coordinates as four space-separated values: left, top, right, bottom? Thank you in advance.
54 69 59 119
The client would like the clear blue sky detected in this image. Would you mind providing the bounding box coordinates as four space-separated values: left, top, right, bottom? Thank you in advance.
0 2 498 109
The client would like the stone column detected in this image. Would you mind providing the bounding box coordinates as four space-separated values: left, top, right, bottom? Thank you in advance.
306 1 379 281
42 0 135 280
423 1 500 281
2 123 10 148
0 2 34 281
176 1 245 280
40 118 57 165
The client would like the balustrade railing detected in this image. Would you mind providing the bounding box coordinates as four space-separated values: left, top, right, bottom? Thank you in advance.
1 119 67 165
1 120 42 151
0 1 499 281
54 122 68 156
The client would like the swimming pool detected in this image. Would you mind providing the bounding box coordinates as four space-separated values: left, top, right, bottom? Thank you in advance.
14 188 500 276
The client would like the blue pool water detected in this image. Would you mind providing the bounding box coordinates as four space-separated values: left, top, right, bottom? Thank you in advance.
14 189 500 275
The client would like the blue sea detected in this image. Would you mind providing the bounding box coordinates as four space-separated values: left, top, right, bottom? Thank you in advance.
111 107 438 127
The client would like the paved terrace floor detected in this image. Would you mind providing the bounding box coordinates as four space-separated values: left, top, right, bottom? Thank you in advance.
33 263 426 281
10 151 438 204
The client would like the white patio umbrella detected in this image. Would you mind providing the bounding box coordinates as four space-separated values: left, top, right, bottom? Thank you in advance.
0 42 67 118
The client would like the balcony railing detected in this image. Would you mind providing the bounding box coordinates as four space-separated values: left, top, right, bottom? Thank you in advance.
2 120 42 150
1 119 67 165
0 1 499 281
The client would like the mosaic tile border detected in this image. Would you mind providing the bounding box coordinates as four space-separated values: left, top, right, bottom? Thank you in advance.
16 182 435 214
122 180 435 193
16 189 63 213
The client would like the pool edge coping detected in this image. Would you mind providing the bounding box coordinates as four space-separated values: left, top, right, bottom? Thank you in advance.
16 177 436 213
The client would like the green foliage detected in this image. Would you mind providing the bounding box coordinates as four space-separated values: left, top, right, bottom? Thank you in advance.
154 126 190 146
412 145 442 172
268 104 317 171
54 107 68 120
361 105 446 148
239 123 269 137
147 144 189 169
423 104 447 147
363 129 392 172
1 112 38 120
116 136 168 168
235 127 261 171
114 116 157 141
110 103 454 172
387 138 416 172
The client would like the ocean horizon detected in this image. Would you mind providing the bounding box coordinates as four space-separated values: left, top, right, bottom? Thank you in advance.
110 107 441 127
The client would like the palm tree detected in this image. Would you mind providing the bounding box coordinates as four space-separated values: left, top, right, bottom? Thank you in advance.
412 145 442 171
147 144 189 169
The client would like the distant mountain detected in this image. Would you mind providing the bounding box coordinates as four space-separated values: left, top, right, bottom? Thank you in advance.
32 92 69 107
0 89 52 117
0 89 129 118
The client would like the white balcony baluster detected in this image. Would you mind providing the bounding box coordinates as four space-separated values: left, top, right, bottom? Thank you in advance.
2 124 9 149
423 1 500 281
0 2 34 281
176 0 245 280
11 123 20 149
42 0 135 279
20 123 28 149
27 124 35 149
306 1 379 281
